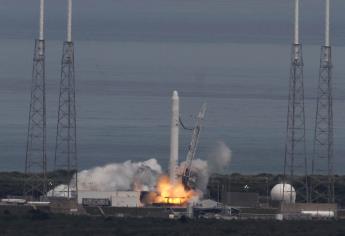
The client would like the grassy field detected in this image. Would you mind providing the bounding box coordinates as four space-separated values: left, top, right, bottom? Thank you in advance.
0 213 345 236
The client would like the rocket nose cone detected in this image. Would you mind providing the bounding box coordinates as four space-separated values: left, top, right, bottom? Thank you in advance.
172 90 179 98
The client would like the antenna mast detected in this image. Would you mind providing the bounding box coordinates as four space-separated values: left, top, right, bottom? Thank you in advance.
54 0 78 200
25 0 47 200
283 0 309 203
311 0 334 203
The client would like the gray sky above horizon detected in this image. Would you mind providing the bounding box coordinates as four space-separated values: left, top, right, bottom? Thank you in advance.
2 1 345 172
0 0 345 45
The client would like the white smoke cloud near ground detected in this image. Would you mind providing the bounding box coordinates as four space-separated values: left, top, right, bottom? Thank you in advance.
77 158 162 192
50 142 232 199
178 141 232 193
178 159 209 192
48 158 162 197
207 141 232 174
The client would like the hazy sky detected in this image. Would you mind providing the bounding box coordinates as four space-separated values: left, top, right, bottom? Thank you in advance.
1 1 345 172
0 0 345 44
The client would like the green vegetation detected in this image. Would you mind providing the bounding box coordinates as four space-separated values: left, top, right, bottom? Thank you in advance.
0 170 74 197
208 173 345 206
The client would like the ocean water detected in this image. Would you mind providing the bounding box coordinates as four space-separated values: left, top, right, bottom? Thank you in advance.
1 0 345 174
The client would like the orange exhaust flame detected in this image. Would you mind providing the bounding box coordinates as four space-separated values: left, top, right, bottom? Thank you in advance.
154 176 197 205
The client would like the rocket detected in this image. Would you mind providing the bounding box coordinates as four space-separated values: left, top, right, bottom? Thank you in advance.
169 91 179 185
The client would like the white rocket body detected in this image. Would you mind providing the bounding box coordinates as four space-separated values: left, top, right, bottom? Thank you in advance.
169 91 179 184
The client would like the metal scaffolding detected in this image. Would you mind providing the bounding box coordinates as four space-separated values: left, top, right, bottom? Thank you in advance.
54 41 77 199
24 0 47 200
283 0 308 203
53 0 78 199
310 46 334 203
310 0 334 203
283 43 309 203
24 40 47 199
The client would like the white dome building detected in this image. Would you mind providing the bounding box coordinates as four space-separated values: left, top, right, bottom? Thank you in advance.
270 183 296 203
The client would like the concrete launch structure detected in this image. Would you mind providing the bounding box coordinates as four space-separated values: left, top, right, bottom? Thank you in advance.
78 191 141 207
169 91 180 184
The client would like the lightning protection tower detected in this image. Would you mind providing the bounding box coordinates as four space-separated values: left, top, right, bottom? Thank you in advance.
53 0 78 199
283 0 309 203
310 0 334 203
24 0 47 200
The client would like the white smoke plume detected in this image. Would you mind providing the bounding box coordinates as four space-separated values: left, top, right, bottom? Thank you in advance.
78 158 162 192
50 142 232 199
176 141 232 193
207 141 232 174
178 159 209 192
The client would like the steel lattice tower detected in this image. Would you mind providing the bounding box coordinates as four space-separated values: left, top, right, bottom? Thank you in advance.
310 0 334 203
53 0 78 199
283 0 309 203
24 0 47 200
